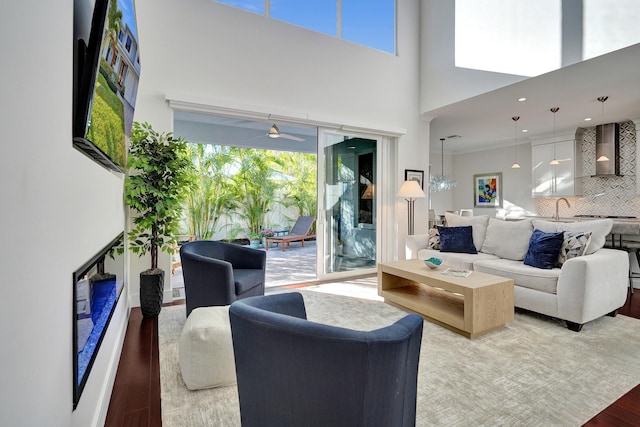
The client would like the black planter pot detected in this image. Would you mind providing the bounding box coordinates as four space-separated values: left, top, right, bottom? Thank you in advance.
140 269 164 318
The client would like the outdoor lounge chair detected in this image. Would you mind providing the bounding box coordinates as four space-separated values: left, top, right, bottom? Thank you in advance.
265 216 315 252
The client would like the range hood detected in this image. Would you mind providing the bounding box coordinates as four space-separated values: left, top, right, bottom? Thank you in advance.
593 123 621 176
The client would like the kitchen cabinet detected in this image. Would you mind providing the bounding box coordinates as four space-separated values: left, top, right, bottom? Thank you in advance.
531 140 576 197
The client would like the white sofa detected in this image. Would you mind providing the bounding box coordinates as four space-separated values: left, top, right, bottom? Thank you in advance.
406 214 629 331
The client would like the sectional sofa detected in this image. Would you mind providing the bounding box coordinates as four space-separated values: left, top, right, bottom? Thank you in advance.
406 213 629 331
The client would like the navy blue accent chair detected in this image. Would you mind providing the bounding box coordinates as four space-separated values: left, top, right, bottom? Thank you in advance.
229 292 423 427
180 241 266 317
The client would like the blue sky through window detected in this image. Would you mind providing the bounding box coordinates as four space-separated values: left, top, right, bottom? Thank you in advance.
271 0 337 36
343 0 395 53
217 0 264 14
215 0 396 54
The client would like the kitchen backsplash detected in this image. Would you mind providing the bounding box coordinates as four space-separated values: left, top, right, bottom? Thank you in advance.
537 120 640 218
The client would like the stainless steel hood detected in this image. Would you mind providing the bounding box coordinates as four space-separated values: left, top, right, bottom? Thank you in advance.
594 123 621 176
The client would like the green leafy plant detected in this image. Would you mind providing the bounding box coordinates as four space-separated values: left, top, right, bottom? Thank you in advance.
183 144 234 240
125 122 191 271
229 148 281 238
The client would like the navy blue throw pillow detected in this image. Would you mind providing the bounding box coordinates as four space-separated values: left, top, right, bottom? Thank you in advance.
437 226 477 254
524 229 565 269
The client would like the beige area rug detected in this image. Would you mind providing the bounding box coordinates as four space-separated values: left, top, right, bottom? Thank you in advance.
159 291 640 426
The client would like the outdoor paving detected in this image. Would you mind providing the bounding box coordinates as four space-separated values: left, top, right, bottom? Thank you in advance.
263 240 317 287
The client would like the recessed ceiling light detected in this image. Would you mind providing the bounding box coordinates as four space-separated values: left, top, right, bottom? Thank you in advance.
521 129 528 133
584 117 592 121
348 146 356 149
518 97 526 102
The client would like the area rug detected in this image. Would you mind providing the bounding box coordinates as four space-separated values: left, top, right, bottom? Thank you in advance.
159 291 640 426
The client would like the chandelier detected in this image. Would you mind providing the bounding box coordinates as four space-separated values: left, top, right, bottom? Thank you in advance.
430 138 458 192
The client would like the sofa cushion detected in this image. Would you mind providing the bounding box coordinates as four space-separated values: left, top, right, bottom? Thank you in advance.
437 226 477 254
531 219 613 255
473 259 561 294
419 249 500 271
480 218 534 261
524 230 565 269
557 231 592 266
444 213 489 250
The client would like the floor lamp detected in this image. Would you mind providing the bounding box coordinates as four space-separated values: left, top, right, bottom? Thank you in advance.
397 180 426 235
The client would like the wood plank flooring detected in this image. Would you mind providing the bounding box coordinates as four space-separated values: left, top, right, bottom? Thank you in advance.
105 291 640 427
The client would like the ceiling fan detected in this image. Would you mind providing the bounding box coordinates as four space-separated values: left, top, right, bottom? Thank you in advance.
266 124 305 142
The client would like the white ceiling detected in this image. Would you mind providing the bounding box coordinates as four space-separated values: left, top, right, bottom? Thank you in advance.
427 43 640 153
174 111 318 153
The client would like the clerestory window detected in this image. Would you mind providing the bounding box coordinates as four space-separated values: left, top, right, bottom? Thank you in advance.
214 0 396 54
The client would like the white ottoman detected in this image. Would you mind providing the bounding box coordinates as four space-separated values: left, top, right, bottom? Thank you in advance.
179 306 236 390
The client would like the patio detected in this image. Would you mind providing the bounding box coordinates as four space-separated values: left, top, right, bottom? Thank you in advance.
171 240 318 300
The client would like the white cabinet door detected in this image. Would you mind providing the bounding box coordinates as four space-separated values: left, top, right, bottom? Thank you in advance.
532 140 575 197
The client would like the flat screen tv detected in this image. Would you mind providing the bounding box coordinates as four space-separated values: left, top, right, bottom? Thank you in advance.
73 0 140 173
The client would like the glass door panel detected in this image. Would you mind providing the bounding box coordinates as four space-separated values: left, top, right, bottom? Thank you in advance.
318 130 377 276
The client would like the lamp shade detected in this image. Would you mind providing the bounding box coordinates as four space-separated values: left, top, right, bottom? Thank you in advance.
397 180 426 199
361 184 375 200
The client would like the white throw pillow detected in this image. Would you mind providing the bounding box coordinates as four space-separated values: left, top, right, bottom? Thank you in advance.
444 213 489 251
532 219 612 255
480 218 533 261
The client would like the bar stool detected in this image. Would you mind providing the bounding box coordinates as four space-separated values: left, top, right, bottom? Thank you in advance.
621 240 640 295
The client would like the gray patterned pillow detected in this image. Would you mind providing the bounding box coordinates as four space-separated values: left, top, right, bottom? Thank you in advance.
557 231 592 266
428 228 440 250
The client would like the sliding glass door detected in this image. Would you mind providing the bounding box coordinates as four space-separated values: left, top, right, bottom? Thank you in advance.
317 129 381 278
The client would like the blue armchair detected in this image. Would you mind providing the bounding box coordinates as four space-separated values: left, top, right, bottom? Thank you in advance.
229 292 423 427
180 241 266 317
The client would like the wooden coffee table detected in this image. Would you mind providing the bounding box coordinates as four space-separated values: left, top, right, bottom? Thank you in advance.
378 259 514 338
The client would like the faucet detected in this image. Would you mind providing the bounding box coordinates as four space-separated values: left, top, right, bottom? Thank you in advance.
554 198 571 221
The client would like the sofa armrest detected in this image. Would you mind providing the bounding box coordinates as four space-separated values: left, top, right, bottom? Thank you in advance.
406 234 429 259
556 248 629 324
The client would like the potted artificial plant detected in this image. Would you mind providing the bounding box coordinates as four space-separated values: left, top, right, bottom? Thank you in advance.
125 122 191 318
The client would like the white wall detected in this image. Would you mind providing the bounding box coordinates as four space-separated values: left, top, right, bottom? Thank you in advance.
0 2 128 426
133 0 426 268
429 143 537 219
420 0 526 113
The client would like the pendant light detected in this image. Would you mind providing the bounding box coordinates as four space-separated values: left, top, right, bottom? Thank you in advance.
511 116 521 169
596 96 610 162
430 138 458 192
549 107 560 165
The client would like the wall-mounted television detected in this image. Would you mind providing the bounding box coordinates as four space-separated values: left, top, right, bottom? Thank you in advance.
73 0 141 173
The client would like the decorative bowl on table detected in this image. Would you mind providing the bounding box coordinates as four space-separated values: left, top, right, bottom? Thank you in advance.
423 257 443 269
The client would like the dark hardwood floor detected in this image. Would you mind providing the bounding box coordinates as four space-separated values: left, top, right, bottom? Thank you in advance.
105 291 640 427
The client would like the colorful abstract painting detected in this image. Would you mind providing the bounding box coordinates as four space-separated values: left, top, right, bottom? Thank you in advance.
474 172 502 208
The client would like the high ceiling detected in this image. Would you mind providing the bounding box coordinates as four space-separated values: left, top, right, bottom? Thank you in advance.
427 43 640 154
173 44 640 156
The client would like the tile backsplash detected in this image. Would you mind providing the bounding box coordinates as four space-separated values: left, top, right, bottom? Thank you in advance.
537 120 640 217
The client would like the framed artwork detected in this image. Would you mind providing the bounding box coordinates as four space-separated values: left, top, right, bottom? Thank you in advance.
405 169 424 189
473 172 502 208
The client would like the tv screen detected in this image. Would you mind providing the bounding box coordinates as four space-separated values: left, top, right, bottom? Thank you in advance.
73 0 140 173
